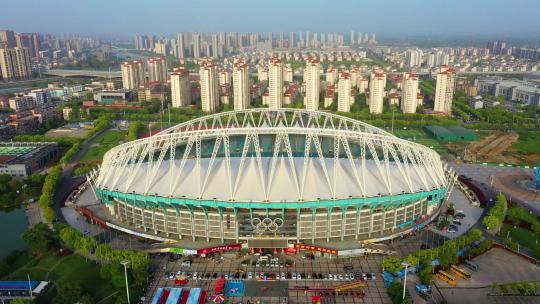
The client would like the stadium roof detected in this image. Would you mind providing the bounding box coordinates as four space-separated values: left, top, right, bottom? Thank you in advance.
95 109 448 203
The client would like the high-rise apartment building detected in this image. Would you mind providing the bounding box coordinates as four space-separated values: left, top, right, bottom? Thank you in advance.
326 66 338 84
406 49 423 68
268 57 284 109
193 34 201 58
170 67 191 108
368 69 385 114
147 57 167 82
401 72 420 114
0 30 16 48
232 61 250 110
337 72 352 112
199 60 220 112
177 33 185 59
0 47 32 81
289 32 295 48
211 34 219 58
154 42 168 56
15 33 40 59
304 58 320 111
434 65 456 114
121 60 145 89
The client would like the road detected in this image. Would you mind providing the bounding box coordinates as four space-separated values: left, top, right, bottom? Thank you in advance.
44 69 122 78
52 126 110 221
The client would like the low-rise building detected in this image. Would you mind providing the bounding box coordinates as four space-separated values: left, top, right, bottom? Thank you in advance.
0 142 59 177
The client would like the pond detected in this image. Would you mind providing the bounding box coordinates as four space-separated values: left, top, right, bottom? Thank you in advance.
0 207 28 258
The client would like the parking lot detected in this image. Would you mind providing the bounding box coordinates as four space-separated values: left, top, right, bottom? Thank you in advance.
145 252 393 304
436 247 540 303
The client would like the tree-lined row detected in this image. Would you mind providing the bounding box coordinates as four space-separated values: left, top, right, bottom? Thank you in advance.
482 194 507 230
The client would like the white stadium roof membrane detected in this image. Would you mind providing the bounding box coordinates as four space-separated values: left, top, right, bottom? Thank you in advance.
95 109 448 202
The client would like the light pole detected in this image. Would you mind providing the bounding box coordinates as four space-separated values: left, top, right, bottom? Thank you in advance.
121 260 131 304
402 262 409 301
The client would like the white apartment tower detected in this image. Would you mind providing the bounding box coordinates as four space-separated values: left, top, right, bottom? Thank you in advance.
199 60 220 112
368 69 385 114
434 65 456 114
232 61 250 110
147 57 167 82
193 33 201 58
268 57 284 109
304 58 320 111
121 60 145 90
170 67 191 108
337 72 352 112
401 72 420 114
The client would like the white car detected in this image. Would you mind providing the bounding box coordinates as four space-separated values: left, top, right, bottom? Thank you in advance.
224 274 229 279
292 273 297 280
193 272 198 280
338 274 344 280
344 274 350 281
248 272 253 279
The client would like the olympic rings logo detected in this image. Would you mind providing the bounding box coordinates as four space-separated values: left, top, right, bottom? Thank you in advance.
251 217 284 232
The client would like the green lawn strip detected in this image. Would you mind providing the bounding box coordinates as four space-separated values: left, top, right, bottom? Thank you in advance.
80 130 126 161
4 253 117 303
512 131 540 154
500 224 540 257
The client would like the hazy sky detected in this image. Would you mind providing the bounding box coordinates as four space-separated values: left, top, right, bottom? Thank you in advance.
1 0 539 37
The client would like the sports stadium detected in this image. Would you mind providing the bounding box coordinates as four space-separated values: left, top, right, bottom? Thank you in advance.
90 109 453 247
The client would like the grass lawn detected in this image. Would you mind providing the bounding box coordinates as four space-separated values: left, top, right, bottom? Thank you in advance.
80 129 126 162
393 129 449 155
500 224 540 258
513 131 540 154
3 252 118 303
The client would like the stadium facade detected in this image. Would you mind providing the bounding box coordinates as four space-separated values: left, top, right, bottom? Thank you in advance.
89 109 454 246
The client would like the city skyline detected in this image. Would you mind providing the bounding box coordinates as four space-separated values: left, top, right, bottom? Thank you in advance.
1 0 540 38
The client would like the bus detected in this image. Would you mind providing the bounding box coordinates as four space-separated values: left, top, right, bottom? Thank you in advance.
435 271 457 286
464 260 478 272
450 265 471 280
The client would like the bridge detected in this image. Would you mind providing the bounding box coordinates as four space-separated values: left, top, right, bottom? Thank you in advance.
43 69 122 78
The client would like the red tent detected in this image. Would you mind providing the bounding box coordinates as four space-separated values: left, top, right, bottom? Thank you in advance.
215 277 225 293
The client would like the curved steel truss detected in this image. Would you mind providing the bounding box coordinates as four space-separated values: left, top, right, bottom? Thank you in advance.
94 109 449 203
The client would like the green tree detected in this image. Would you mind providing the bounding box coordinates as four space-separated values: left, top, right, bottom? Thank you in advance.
11 299 34 304
482 215 500 230
404 255 420 268
22 223 55 254
417 264 433 285
387 281 410 304
382 255 402 274
53 282 93 304
439 247 458 268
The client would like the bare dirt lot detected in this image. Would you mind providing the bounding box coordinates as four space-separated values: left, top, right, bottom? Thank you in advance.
463 132 519 164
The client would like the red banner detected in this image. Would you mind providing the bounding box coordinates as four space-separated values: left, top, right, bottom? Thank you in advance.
197 243 242 255
293 243 338 255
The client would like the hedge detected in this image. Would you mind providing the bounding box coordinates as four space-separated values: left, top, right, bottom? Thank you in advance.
482 194 507 230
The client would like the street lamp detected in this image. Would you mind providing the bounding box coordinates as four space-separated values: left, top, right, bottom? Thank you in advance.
121 260 131 304
402 262 409 301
